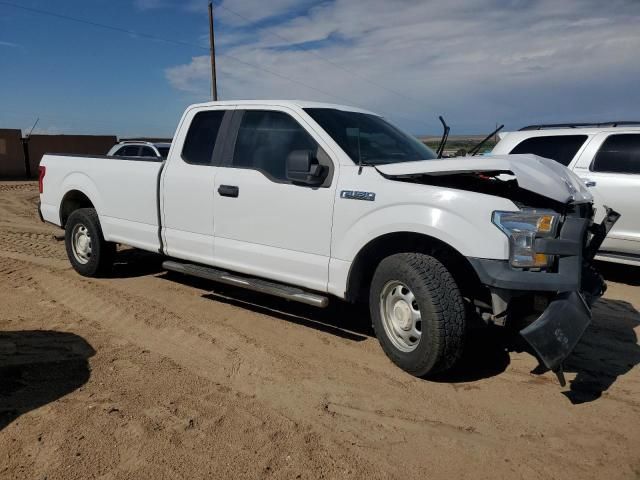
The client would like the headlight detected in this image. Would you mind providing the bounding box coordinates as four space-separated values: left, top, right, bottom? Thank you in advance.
492 210 560 268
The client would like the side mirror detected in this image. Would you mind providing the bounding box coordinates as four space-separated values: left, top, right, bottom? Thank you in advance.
286 150 327 186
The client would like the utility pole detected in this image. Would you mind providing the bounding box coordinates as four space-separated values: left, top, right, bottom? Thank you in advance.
208 1 218 101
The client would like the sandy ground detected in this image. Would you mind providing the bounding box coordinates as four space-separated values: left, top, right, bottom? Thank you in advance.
0 181 639 480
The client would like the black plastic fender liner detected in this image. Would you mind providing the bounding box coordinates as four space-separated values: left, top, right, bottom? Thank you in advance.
520 291 591 374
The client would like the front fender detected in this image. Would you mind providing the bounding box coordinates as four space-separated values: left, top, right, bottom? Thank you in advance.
332 201 512 263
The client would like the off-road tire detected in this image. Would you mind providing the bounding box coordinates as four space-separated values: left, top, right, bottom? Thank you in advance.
369 253 465 376
65 208 115 277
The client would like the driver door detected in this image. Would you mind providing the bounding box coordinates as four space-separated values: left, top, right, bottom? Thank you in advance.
212 108 337 292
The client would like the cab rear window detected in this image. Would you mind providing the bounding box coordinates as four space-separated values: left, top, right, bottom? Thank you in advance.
509 135 588 166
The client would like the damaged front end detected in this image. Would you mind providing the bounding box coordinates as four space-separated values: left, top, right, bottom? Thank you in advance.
376 155 620 385
471 206 620 385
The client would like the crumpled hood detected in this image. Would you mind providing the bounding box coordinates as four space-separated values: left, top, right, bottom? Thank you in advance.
376 153 592 204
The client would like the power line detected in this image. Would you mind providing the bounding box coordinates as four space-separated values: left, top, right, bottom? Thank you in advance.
0 0 435 130
0 0 352 104
213 1 435 111
0 1 206 51
210 2 438 130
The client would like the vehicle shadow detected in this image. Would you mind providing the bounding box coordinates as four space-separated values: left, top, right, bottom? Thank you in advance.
110 248 165 278
596 260 640 287
0 330 95 431
155 263 638 394
160 271 372 342
160 271 512 380
562 297 640 404
431 326 512 383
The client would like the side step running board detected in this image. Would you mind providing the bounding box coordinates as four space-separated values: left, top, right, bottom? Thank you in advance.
162 260 329 308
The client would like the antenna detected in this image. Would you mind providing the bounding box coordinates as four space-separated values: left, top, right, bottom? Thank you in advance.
27 117 40 137
436 116 450 158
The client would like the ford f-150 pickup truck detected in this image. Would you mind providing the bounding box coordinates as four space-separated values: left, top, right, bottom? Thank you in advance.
38 100 618 384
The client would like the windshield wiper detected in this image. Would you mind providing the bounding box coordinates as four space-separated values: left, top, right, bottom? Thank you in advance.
436 116 450 158
469 124 504 156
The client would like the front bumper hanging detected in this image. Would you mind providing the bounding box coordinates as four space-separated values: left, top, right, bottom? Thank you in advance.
469 207 620 386
519 207 620 385
519 291 591 385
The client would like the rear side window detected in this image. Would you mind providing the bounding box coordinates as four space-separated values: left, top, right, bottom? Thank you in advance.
509 135 587 166
157 147 170 159
140 146 157 157
182 110 225 165
592 134 640 174
115 145 141 157
232 110 318 182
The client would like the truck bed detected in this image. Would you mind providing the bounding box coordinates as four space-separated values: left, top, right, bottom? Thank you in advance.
39 154 164 253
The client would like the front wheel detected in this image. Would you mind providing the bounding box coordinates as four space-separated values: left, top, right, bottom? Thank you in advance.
369 253 465 376
65 208 115 277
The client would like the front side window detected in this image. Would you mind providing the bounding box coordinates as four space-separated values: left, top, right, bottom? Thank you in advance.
304 108 436 165
509 135 587 166
232 110 319 182
182 110 225 165
591 134 640 174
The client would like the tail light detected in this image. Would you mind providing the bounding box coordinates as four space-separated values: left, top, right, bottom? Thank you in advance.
38 166 46 194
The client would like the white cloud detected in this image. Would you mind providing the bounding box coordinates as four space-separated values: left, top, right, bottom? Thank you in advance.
164 0 640 132
0 40 19 48
214 0 317 25
165 55 211 94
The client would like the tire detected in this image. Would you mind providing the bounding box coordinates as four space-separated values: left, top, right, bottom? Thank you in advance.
369 253 465 376
64 208 115 277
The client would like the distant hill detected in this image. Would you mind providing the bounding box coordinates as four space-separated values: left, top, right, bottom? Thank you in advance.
420 135 498 157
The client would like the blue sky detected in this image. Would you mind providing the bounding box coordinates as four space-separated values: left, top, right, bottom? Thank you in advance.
1 0 639 137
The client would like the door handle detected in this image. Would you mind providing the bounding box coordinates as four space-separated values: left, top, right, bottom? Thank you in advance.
218 185 239 197
583 179 597 188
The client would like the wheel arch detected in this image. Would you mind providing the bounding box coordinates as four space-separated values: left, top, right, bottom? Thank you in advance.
60 189 95 228
345 231 484 304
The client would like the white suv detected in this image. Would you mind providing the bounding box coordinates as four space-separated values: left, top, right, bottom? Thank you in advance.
492 123 640 266
107 141 171 159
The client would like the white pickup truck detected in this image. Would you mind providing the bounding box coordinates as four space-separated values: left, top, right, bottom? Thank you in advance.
38 100 618 383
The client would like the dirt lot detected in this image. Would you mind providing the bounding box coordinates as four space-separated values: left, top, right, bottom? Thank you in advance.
1 181 639 479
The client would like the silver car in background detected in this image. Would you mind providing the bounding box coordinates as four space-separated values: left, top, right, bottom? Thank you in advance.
107 140 171 159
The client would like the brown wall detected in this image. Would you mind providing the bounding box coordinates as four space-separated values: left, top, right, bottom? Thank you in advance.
26 135 117 177
0 129 26 178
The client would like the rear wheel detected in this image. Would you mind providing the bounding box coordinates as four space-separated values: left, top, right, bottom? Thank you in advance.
370 253 465 376
65 208 115 277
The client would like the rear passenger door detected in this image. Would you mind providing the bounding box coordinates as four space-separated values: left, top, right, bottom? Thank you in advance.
212 107 336 292
161 107 232 264
573 133 640 253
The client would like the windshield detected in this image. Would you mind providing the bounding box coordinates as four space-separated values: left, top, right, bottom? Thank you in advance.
304 108 436 165
156 147 170 159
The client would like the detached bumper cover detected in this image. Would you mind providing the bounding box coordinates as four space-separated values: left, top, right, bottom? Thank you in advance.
519 291 591 372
